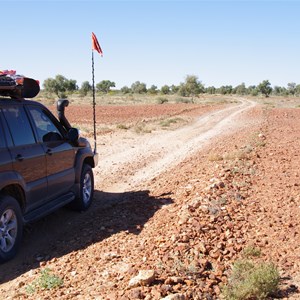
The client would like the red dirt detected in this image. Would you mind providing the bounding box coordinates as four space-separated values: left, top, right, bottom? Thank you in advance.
49 103 225 125
1 100 300 299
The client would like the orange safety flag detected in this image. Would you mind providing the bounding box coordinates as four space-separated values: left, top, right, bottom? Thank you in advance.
92 32 103 56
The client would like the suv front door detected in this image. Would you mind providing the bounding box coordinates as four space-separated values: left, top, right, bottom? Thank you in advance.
27 106 76 201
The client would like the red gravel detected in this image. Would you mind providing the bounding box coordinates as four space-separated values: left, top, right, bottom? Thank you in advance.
1 101 300 299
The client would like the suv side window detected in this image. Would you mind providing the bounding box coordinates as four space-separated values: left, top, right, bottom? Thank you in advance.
2 106 36 146
28 106 63 143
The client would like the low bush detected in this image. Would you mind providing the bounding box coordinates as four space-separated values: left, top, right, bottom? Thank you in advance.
156 97 169 104
222 259 280 300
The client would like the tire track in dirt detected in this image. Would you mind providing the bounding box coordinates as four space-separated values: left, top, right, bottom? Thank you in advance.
95 99 256 192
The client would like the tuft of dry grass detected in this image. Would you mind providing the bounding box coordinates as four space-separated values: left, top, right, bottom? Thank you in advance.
223 150 249 161
241 246 261 258
116 124 130 130
208 153 223 161
159 117 183 128
134 123 152 134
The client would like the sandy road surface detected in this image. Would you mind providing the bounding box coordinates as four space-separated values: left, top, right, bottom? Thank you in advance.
95 98 256 193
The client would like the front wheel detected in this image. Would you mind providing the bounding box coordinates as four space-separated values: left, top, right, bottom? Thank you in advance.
72 164 94 211
0 195 23 263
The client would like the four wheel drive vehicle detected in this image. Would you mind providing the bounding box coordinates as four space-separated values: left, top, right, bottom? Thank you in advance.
0 74 98 263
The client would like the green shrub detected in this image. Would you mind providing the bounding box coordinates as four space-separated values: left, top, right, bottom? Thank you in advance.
222 260 280 300
156 97 168 104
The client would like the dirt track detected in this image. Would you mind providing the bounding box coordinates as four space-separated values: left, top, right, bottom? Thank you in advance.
94 99 256 192
1 98 300 299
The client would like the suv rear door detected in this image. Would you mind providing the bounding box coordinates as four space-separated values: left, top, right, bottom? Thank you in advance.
1 104 47 211
0 114 13 184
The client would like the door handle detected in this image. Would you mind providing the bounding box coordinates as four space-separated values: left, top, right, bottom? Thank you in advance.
15 154 24 161
46 149 52 155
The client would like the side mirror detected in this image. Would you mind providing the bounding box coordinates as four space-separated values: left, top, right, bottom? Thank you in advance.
43 132 63 142
67 128 79 143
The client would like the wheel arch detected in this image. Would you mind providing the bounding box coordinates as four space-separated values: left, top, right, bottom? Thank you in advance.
0 172 26 213
0 184 26 213
74 150 95 183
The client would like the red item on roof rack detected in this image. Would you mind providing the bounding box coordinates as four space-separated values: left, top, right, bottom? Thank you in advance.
0 71 40 99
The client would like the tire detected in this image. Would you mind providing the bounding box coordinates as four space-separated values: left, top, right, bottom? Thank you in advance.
72 164 94 211
0 195 23 263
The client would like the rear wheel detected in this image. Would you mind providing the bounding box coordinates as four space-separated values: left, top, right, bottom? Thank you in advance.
72 164 94 211
0 195 23 263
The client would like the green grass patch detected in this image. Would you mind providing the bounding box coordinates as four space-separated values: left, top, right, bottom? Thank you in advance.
26 268 63 294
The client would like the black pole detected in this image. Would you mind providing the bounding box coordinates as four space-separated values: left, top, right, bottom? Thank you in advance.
92 50 97 154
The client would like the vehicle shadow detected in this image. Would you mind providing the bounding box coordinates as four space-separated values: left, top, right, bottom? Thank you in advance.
0 189 173 284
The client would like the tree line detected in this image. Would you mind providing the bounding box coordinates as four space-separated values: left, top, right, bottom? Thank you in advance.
43 75 300 98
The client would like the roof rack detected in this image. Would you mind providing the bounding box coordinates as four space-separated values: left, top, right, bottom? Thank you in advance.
0 75 40 99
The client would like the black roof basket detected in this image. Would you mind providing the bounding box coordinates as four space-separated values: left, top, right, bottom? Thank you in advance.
0 75 40 99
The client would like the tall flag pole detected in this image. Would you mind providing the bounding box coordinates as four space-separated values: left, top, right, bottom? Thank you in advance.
91 32 103 154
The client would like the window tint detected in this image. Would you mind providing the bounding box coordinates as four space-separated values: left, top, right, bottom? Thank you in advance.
2 106 36 146
28 106 63 142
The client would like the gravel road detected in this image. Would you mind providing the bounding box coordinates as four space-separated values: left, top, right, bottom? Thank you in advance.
95 98 256 193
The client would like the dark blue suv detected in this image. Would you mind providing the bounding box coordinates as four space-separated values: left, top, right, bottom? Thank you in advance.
0 91 98 263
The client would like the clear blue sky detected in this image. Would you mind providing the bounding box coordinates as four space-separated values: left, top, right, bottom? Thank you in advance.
1 0 299 89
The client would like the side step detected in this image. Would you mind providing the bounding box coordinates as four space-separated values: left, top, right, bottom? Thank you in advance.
23 193 75 223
